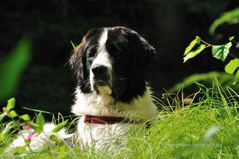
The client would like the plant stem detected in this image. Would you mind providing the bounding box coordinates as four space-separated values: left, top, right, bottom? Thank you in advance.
200 38 213 47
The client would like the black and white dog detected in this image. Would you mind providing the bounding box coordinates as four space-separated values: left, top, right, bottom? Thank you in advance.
70 26 158 149
7 26 158 151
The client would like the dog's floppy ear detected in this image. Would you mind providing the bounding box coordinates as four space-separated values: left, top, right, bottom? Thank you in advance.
126 29 156 68
69 28 97 79
69 30 95 90
69 38 86 82
69 28 99 93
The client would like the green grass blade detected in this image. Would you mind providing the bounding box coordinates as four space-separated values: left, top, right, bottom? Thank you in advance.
52 120 68 133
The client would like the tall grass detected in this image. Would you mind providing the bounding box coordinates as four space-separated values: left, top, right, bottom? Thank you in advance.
1 81 238 159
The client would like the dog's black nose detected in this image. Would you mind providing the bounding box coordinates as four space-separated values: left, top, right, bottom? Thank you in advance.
91 65 107 76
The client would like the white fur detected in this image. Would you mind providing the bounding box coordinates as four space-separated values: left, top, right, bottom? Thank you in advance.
6 123 72 151
71 86 157 149
90 29 113 94
72 87 157 120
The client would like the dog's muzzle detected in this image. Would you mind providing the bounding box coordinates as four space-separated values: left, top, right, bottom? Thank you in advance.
91 64 112 94
92 65 109 85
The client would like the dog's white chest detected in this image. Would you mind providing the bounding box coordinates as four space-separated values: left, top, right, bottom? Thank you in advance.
76 116 128 149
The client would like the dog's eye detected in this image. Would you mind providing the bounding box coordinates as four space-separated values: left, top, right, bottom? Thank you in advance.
86 47 97 58
108 44 122 55
108 44 118 52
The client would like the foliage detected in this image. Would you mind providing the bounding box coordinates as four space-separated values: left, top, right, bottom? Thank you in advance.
0 98 68 152
183 7 239 86
0 39 32 101
169 72 239 92
210 7 239 35
0 83 238 158
183 35 239 83
183 37 239 84
183 36 233 63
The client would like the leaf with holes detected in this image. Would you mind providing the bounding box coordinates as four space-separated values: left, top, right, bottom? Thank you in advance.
183 44 206 63
212 42 232 61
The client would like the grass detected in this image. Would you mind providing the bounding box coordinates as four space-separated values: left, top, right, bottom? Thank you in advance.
0 81 239 159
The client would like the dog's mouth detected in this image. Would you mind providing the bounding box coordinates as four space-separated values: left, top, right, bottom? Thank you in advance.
94 79 108 86
93 79 112 95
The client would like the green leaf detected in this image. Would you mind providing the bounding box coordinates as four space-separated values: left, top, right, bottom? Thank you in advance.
36 113 45 130
0 39 31 100
52 120 68 133
229 36 235 41
233 70 239 85
20 114 31 121
7 110 18 119
225 58 239 85
5 98 16 112
29 122 41 133
183 44 206 63
210 7 239 35
184 36 201 55
1 121 16 135
212 42 232 61
225 58 239 74
0 134 4 142
0 113 6 123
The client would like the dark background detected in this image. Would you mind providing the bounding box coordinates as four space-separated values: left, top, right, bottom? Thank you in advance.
0 0 239 116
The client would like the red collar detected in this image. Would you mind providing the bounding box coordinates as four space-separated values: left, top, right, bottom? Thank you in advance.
83 114 131 124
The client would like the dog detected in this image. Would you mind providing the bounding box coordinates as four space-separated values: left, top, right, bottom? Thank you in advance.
70 26 158 149
7 26 158 151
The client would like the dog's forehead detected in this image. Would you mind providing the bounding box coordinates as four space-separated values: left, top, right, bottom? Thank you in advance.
107 27 129 39
86 28 103 39
83 27 130 51
105 28 132 49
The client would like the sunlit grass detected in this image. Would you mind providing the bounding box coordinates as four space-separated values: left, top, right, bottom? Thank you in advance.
0 81 239 159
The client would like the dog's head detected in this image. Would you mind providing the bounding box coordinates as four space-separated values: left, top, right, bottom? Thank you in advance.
70 26 156 103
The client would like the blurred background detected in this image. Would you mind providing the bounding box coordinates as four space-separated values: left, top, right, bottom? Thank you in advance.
0 0 239 116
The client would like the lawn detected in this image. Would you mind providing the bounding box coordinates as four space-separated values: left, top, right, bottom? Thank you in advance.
0 82 238 159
